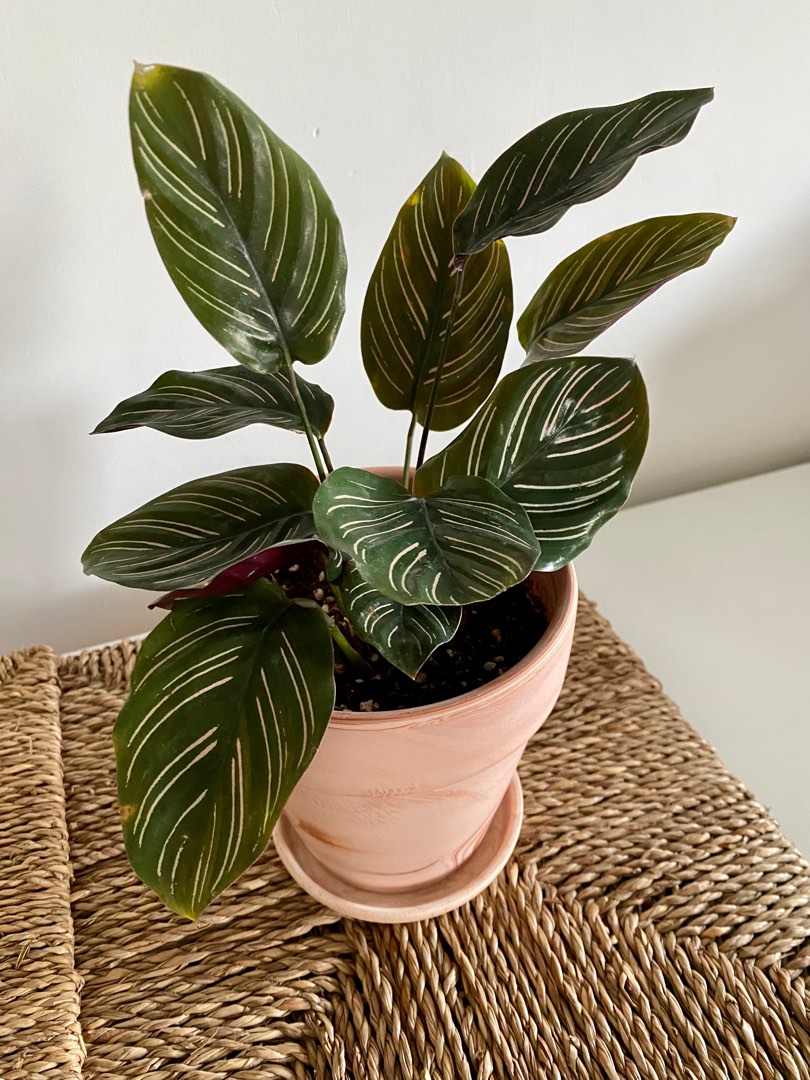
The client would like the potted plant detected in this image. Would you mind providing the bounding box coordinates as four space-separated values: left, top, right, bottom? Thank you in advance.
83 64 733 922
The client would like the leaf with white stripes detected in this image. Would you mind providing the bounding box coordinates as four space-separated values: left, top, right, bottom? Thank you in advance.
313 468 539 606
518 214 736 359
114 579 334 918
131 64 346 372
82 463 319 591
415 357 648 569
335 559 461 678
361 154 512 431
93 366 334 440
453 88 713 258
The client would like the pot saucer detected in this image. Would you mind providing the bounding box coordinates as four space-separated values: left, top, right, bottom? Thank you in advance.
273 773 523 924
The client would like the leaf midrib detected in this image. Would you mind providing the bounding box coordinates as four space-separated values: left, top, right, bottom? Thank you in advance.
410 239 453 416
169 511 312 558
153 86 293 363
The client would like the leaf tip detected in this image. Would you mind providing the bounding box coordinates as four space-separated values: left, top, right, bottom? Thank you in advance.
176 903 204 922
132 62 168 93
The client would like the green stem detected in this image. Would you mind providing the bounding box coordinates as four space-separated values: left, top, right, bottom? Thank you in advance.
318 436 334 474
284 346 327 481
329 621 369 669
402 412 418 490
415 263 467 470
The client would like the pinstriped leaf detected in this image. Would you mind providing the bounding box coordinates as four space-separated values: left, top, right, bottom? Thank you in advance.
453 89 713 257
415 357 648 569
131 64 346 372
361 154 512 431
518 214 736 359
93 366 334 440
313 468 539 606
114 579 334 918
82 463 319 591
335 559 461 678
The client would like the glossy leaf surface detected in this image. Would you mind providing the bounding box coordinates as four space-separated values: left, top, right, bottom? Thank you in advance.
131 64 346 371
83 464 319 591
313 468 539 606
114 580 334 917
361 154 512 430
416 357 648 568
94 366 334 439
453 89 713 257
518 214 735 358
336 559 461 678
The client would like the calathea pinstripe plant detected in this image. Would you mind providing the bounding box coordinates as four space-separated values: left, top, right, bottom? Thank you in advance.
83 64 734 917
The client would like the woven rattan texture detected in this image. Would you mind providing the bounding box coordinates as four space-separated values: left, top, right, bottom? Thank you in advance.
0 648 83 1078
2 597 809 1077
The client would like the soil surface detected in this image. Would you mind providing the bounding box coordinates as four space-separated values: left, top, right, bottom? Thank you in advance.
272 547 549 713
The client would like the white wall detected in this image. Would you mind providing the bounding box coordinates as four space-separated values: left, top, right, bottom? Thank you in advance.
1 0 809 653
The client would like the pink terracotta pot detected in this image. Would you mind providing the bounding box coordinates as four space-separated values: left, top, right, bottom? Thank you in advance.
274 471 578 922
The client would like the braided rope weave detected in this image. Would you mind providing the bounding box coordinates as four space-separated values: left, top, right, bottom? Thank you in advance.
0 649 83 1078
1 597 808 1077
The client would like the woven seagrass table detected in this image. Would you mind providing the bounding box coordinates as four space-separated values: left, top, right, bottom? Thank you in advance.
2 596 809 1078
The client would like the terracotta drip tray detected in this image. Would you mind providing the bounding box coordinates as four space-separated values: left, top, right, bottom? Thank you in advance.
273 773 523 923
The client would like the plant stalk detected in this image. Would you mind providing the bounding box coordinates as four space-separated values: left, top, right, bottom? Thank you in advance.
283 346 327 481
317 436 334 474
329 621 369 669
415 263 466 470
402 412 418 489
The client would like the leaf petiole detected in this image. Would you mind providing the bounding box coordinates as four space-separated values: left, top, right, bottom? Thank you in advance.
329 621 370 670
317 436 334 474
402 413 418 490
415 263 467 470
283 345 328 481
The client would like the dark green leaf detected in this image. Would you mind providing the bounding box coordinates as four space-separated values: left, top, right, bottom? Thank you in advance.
518 214 736 358
93 366 334 440
415 357 648 568
82 463 319 591
131 64 346 371
336 559 460 678
453 88 713 257
361 153 512 431
313 467 539 606
114 579 335 918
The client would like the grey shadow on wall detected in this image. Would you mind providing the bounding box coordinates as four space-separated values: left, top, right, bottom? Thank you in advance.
632 218 810 504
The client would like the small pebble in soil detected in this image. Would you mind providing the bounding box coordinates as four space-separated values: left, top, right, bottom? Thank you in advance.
313 588 325 601
483 661 497 672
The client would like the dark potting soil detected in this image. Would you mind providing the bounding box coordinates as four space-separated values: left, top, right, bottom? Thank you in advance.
272 549 549 713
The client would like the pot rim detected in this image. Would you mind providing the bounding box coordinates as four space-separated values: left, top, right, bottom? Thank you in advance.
330 561 578 729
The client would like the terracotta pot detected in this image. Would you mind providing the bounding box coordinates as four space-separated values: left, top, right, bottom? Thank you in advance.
274 469 578 921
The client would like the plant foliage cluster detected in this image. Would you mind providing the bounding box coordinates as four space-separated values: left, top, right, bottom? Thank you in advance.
83 65 733 915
